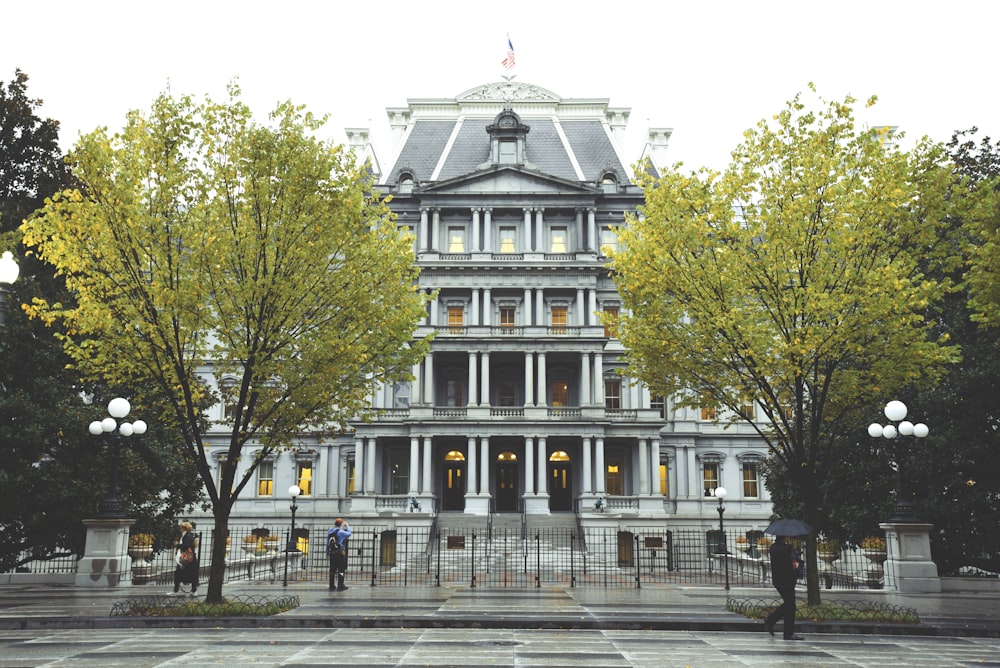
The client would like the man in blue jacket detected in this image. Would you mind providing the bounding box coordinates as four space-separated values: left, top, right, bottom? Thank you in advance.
326 518 352 592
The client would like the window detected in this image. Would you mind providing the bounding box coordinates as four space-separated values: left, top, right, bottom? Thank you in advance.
660 462 669 496
445 378 466 407
447 226 465 253
499 304 516 330
599 226 618 255
742 461 760 498
549 226 568 253
499 140 516 163
499 226 517 253
296 461 313 496
498 380 516 406
399 176 414 193
346 456 356 495
606 459 624 496
651 395 666 419
447 305 464 333
605 378 621 410
550 306 567 334
740 396 756 420
603 305 619 338
551 381 568 407
700 394 717 421
703 462 719 496
220 378 238 422
257 460 274 497
391 457 409 495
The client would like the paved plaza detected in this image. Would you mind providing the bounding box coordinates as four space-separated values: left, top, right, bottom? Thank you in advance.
1 582 999 666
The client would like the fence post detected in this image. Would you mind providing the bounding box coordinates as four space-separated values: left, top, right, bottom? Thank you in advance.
434 531 441 587
471 530 477 588
370 529 377 587
535 531 541 588
570 533 576 587
634 534 642 589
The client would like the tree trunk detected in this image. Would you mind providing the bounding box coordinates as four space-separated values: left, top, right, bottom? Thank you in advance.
205 503 231 603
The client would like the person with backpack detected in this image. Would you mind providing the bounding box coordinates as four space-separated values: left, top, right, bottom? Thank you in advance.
326 518 352 592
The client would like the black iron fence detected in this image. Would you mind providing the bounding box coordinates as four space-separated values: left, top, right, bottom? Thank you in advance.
121 524 899 590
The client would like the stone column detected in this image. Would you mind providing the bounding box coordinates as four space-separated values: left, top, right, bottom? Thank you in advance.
595 437 606 494
420 208 429 252
411 362 422 404
483 208 493 252
471 288 480 326
535 208 544 251
471 208 481 252
467 436 478 495
422 437 432 495
576 208 586 250
524 288 532 326
409 437 420 496
483 288 492 326
481 351 490 407
639 438 650 496
594 353 604 406
523 208 533 251
430 208 440 251
537 352 547 406
480 438 489 498
468 351 478 406
537 436 548 496
576 288 585 326
524 436 535 495
365 437 377 495
424 354 435 407
582 437 593 494
588 208 597 253
581 353 591 405
354 437 365 494
524 353 534 406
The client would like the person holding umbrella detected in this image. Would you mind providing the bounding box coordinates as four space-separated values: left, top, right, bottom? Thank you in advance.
763 518 808 641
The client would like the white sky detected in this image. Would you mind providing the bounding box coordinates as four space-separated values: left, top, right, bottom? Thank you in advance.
4 0 997 174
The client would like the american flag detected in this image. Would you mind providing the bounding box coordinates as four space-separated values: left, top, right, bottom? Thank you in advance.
502 37 515 70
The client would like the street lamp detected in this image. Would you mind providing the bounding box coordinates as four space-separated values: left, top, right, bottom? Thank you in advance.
282 484 301 587
868 400 929 522
0 250 19 328
714 486 729 591
88 397 146 518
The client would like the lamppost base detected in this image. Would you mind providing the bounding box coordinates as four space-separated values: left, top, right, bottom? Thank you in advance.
889 501 921 523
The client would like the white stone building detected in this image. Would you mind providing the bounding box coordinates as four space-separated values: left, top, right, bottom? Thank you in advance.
196 81 774 535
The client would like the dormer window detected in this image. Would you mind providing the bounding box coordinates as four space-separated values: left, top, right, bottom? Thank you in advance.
398 171 415 193
487 106 529 166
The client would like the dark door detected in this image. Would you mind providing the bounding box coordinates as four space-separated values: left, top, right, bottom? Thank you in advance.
442 462 465 511
549 462 572 511
495 461 519 512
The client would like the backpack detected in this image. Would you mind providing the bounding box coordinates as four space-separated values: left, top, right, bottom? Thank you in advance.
328 532 345 556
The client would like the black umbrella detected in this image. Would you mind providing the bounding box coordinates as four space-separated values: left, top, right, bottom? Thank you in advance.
764 518 811 536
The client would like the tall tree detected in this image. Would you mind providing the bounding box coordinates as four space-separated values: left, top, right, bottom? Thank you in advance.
21 85 430 601
1 69 201 571
611 86 965 604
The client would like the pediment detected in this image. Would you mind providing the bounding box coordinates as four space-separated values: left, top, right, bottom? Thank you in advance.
418 166 596 196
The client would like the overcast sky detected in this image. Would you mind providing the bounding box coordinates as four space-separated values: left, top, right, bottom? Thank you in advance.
4 0 997 174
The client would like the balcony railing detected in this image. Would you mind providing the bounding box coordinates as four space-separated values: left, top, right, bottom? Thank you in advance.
491 407 525 417
605 409 638 420
433 407 468 417
548 407 582 418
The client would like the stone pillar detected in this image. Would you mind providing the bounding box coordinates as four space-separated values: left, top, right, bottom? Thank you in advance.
424 354 434 407
576 209 586 250
576 288 585 326
594 353 604 406
467 436 478 495
524 288 532 326
481 351 490 407
468 351 478 406
483 208 493 253
365 437 377 495
420 208 429 252
430 208 440 251
523 208 533 251
471 208 481 252
535 208 544 252
471 288 480 326
75 518 134 588
537 437 548 496
409 437 420 496
525 436 535 495
879 522 942 593
639 438 650 496
581 353 591 405
411 362 422 404
421 437 432 495
588 208 597 253
354 437 365 493
537 352 547 406
480 438 489 498
582 437 593 495
483 288 492 326
524 353 534 406
595 437 606 494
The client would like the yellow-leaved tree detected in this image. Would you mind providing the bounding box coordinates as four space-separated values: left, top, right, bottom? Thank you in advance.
611 87 966 604
21 86 430 602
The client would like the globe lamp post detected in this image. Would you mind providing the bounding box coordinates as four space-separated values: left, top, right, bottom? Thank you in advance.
868 400 929 522
88 397 146 519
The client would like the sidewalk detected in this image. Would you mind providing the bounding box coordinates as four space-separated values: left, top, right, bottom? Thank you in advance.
1 581 998 637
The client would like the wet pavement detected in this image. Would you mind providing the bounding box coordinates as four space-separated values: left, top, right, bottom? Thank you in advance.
0 581 998 666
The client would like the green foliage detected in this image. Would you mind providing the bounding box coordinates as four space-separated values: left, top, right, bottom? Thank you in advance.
0 70 203 572
111 594 299 617
20 84 430 600
612 86 966 604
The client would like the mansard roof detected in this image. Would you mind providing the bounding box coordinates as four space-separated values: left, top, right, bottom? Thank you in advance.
384 81 632 189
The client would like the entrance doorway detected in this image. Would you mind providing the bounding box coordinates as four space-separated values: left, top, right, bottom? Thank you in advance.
442 450 465 511
548 450 572 511
495 450 519 512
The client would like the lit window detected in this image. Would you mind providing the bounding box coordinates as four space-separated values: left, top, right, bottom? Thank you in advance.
605 378 621 410
603 305 619 338
448 305 464 333
447 227 465 253
257 460 274 497
660 462 669 496
346 457 355 495
743 462 759 498
499 226 517 253
549 227 567 253
703 463 719 496
296 462 313 496
700 394 717 421
499 305 516 330
551 306 567 334
606 460 623 495
551 381 568 406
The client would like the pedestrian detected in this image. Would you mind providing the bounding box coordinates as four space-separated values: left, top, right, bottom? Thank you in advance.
172 520 199 596
764 535 803 640
326 518 352 592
